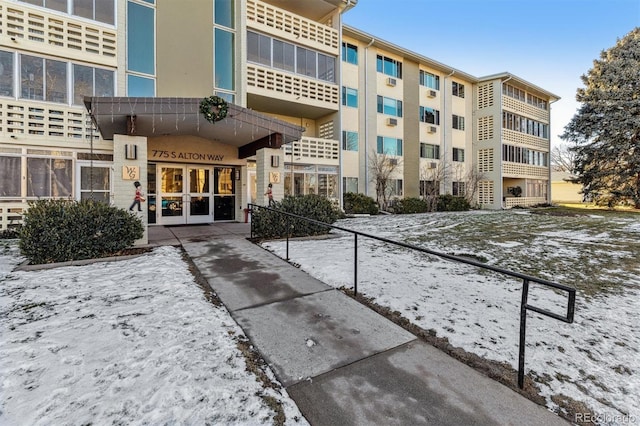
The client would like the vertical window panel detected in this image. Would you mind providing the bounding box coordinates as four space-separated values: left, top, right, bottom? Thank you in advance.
45 59 67 103
215 28 234 90
127 74 155 96
127 2 155 75
20 55 44 100
214 0 234 28
0 51 14 97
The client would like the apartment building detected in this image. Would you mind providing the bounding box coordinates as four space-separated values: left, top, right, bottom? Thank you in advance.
340 27 558 210
0 0 557 233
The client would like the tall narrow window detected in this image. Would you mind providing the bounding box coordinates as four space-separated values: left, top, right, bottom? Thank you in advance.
20 55 44 101
127 1 155 75
0 51 14 97
215 28 234 91
214 0 234 28
45 59 67 103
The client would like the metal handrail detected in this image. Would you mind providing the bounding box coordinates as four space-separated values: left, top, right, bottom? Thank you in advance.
248 204 576 389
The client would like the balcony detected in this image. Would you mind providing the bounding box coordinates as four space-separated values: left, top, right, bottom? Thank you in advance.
502 96 549 122
504 197 547 208
246 64 339 118
282 136 339 165
502 162 549 179
247 0 339 54
1 99 98 142
0 1 117 67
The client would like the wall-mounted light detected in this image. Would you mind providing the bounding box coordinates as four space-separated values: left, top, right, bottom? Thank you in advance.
271 155 280 168
11 37 17 42
10 135 17 139
235 169 240 180
125 144 137 160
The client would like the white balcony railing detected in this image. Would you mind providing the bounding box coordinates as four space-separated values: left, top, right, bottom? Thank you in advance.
1 99 98 141
504 197 547 208
282 137 339 165
246 0 339 53
247 64 340 108
0 1 117 65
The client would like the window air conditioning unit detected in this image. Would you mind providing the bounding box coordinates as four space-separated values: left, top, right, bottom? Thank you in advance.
389 158 398 165
427 126 437 133
429 162 437 169
386 117 398 126
386 77 397 87
427 90 437 98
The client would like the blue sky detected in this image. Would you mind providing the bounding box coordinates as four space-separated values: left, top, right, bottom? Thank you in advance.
343 0 640 147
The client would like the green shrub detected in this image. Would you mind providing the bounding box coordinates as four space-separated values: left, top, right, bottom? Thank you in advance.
0 227 21 239
436 194 471 211
343 192 379 215
19 199 144 264
391 197 429 214
252 194 341 239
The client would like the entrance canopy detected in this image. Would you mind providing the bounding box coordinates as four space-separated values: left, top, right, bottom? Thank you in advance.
84 97 304 158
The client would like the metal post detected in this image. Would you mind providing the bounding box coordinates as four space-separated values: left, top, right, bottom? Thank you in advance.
518 279 530 389
249 206 253 240
354 233 358 297
286 215 290 261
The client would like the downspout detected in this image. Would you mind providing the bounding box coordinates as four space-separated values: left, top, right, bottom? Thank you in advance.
548 97 560 205
364 36 375 196
338 7 346 210
443 69 454 194
500 76 512 209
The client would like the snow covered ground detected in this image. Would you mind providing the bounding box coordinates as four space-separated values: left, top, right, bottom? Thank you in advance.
263 209 640 425
0 242 307 425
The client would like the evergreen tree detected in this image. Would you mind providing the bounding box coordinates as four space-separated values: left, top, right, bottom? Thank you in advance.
561 28 640 208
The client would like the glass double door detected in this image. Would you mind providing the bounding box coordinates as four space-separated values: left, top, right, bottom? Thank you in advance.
158 165 235 225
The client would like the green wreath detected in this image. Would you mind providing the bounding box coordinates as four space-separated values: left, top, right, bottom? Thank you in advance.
199 95 229 123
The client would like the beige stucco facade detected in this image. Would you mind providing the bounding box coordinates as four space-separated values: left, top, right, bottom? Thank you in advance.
0 0 559 232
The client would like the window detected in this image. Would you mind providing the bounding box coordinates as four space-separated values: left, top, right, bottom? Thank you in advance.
377 136 403 156
453 182 466 197
503 83 526 101
419 70 439 90
273 39 296 73
45 59 67 103
74 0 115 24
376 55 402 78
419 106 440 125
420 143 440 159
296 46 317 78
453 148 465 162
127 74 155 96
452 115 465 131
0 51 14 97
27 158 73 197
502 144 549 166
127 1 155 75
342 86 358 107
73 64 114 105
420 180 440 197
377 96 403 117
20 55 44 100
0 156 21 197
388 179 403 197
247 31 336 83
247 31 271 66
502 111 549 138
343 177 358 193
527 93 548 110
24 0 114 24
342 42 358 65
317 53 335 83
342 131 359 151
215 28 235 90
80 165 110 203
214 0 234 28
452 81 465 98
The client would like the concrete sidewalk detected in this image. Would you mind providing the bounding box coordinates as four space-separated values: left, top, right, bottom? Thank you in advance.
149 224 568 425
